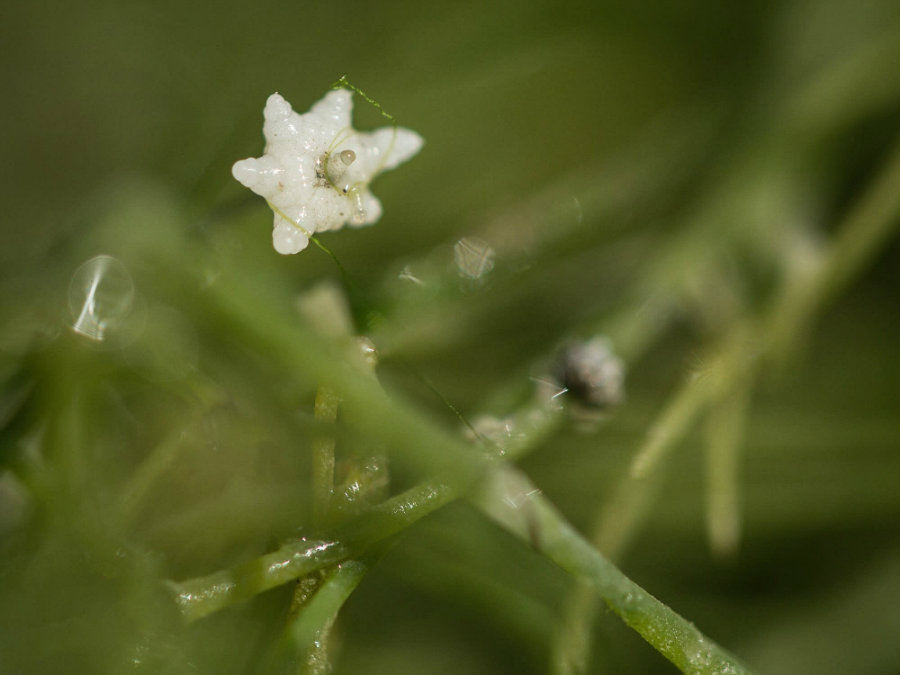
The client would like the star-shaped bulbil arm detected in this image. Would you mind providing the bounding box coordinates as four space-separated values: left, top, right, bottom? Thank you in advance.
232 89 424 254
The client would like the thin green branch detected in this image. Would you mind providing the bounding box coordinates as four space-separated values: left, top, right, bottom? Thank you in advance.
705 380 752 560
552 139 900 675
763 141 900 361
152 184 810 671
471 466 754 675
169 480 453 621
168 538 350 622
591 328 754 563
163 373 752 671
168 393 558 623
171 461 753 673
312 385 340 526
281 561 368 675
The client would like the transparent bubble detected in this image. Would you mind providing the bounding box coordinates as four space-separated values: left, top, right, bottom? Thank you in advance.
454 237 495 280
69 255 135 341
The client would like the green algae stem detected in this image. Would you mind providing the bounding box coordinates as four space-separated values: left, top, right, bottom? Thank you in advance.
170 538 349 621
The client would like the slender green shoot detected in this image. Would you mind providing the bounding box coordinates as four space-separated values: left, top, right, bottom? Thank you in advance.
312 385 340 527
281 561 368 675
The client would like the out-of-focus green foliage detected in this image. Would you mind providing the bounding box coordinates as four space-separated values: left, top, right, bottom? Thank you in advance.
0 0 897 673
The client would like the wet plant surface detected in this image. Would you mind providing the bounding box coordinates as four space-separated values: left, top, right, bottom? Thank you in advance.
0 1 898 673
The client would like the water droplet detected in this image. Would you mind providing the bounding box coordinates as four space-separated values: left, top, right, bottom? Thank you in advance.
69 255 134 341
454 237 495 280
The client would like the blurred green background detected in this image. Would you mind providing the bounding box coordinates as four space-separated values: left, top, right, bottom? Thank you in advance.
1 0 897 673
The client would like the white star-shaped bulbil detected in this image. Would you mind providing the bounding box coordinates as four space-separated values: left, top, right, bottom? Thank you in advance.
232 90 424 254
